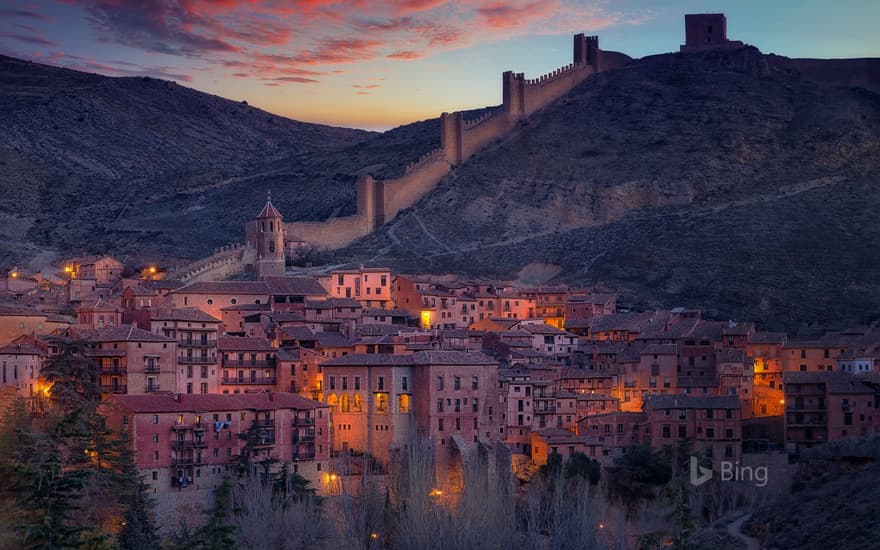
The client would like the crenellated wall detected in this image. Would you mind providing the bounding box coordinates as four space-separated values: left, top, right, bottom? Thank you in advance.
168 244 254 283
281 33 629 252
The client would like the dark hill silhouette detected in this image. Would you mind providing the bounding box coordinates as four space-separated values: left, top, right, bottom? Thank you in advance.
341 47 880 330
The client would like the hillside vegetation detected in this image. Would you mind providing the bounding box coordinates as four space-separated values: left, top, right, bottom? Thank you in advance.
342 47 880 330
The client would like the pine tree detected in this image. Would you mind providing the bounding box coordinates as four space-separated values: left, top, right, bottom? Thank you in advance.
195 479 237 549
10 426 89 549
118 478 160 550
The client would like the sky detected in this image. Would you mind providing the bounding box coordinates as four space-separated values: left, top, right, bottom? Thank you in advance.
1 0 878 130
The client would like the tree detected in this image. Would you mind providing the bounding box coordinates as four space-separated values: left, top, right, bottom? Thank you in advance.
118 435 160 550
41 337 100 413
606 445 672 516
564 452 601 485
9 425 90 548
195 479 237 549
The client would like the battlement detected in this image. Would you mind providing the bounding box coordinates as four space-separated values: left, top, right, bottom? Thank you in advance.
404 148 447 175
272 31 629 253
462 111 496 130
525 63 578 86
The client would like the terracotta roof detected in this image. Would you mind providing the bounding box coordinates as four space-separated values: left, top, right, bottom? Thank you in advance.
77 297 121 312
521 324 566 335
267 312 305 322
306 298 361 309
321 350 496 367
281 326 317 341
147 280 185 291
218 336 276 352
412 350 496 365
92 325 175 343
750 332 786 345
783 371 875 394
315 331 353 348
220 303 271 312
257 199 283 219
174 281 270 295
362 308 409 317
644 394 740 410
276 348 302 362
641 343 677 356
321 353 416 367
264 277 327 296
0 305 44 317
149 307 220 323
0 341 45 355
108 391 326 413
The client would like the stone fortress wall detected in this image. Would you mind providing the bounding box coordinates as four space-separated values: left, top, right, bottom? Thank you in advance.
285 34 629 251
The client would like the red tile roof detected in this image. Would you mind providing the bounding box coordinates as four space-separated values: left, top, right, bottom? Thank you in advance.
218 336 276 352
148 307 221 323
174 281 270 295
107 391 326 413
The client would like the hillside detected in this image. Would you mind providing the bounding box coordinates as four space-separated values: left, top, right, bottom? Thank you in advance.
341 47 880 330
0 55 440 268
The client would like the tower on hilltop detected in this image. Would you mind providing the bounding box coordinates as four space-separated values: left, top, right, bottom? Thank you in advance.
252 191 285 279
680 13 742 52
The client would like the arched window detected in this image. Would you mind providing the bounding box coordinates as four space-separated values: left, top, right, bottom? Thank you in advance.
326 394 338 411
353 394 363 412
340 393 350 412
269 241 275 253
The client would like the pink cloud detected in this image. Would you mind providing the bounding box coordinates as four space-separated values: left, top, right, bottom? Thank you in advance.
387 49 423 60
476 0 559 29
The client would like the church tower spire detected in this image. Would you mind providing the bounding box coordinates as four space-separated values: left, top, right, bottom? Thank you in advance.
254 190 285 279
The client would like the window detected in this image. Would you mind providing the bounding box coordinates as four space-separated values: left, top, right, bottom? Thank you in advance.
152 471 158 480
153 434 159 443
436 376 444 391
152 415 159 424
329 376 336 390
726 428 734 439
472 376 479 390
438 418 444 431
454 376 461 390
662 425 670 438
402 376 408 391
678 425 686 438
354 376 360 390
472 398 479 413
706 427 715 439
398 394 410 413
437 399 444 413
378 376 385 391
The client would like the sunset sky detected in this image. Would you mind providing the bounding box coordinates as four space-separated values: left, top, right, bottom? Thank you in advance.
1 0 878 130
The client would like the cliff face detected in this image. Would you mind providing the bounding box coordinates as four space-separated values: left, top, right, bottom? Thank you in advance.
343 47 880 330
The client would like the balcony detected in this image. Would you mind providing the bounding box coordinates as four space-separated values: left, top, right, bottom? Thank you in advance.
99 365 126 375
294 416 316 426
221 359 276 369
293 432 315 443
222 375 277 385
144 364 161 374
145 384 162 393
253 419 275 428
172 422 207 431
179 339 217 348
100 384 127 394
178 356 216 365
292 449 316 460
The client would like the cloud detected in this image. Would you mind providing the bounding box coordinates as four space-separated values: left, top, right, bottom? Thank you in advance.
387 49 423 60
0 32 58 47
476 0 559 29
352 84 380 88
0 8 50 21
269 75 320 83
